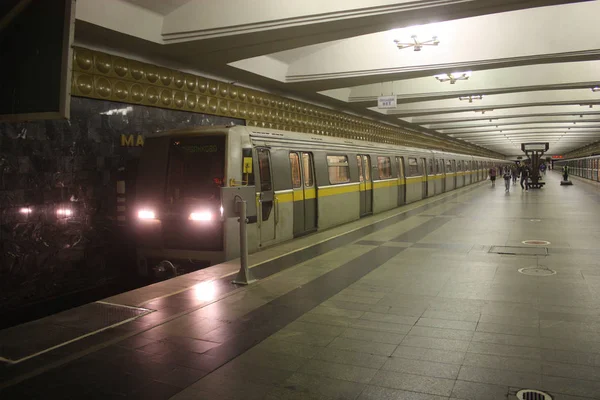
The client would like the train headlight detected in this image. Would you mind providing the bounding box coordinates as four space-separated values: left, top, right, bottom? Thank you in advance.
189 211 212 221
57 208 73 217
20 207 32 215
138 209 156 220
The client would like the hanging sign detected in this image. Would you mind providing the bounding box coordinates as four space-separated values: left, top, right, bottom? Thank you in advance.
377 96 397 109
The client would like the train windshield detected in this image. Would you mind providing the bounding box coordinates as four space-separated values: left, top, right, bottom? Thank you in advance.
166 136 225 204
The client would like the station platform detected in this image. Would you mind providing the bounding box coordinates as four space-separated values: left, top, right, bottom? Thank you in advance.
2 171 600 400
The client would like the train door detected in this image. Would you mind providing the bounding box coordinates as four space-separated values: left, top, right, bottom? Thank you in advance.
439 159 446 192
420 158 428 198
452 160 457 187
357 154 373 216
427 158 435 196
396 156 406 206
257 148 275 244
290 152 317 237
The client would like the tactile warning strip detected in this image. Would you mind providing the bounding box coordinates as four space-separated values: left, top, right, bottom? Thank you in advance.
0 302 151 364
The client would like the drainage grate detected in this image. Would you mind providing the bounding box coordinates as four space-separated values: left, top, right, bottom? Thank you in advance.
518 267 556 276
516 389 552 400
489 246 548 256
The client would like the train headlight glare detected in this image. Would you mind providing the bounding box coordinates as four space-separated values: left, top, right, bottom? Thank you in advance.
20 207 32 215
190 211 212 221
57 209 72 217
138 209 156 220
219 206 224 217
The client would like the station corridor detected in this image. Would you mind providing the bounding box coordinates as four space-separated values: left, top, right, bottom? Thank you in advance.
2 171 600 400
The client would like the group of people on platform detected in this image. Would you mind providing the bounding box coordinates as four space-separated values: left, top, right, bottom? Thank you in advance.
488 163 547 192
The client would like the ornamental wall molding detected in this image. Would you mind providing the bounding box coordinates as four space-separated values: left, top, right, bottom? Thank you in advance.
70 47 501 158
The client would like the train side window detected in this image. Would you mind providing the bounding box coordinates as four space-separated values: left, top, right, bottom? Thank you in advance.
257 149 272 192
378 156 392 179
327 155 350 184
408 157 419 176
289 153 301 188
427 159 434 175
356 155 364 182
446 160 452 172
436 160 441 174
302 153 314 187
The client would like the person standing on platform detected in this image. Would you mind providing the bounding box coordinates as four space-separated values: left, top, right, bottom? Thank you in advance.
540 163 547 176
503 167 511 192
489 166 497 187
521 165 530 191
511 165 518 185
563 165 569 181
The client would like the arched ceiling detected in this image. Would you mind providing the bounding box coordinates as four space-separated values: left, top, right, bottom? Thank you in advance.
74 0 600 156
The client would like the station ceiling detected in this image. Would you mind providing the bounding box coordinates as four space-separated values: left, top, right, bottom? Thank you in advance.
74 0 600 156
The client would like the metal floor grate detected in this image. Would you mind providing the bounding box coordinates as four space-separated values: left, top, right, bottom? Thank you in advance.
516 389 552 400
0 301 151 364
489 246 548 256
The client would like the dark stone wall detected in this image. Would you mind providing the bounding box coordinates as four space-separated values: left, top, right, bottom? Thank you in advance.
0 97 244 310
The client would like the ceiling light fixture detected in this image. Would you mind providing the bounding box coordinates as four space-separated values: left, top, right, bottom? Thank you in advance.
459 95 483 103
592 87 600 92
580 104 595 108
394 35 439 51
434 71 471 84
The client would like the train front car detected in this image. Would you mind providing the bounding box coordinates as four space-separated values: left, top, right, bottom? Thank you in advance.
133 127 235 278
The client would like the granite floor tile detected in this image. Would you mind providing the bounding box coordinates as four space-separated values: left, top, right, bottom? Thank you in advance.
416 317 477 331
341 328 405 344
315 347 389 369
450 380 509 400
542 361 600 381
402 335 471 352
321 300 374 312
382 357 461 379
154 366 209 388
458 365 541 388
272 330 338 346
542 349 600 367
478 314 539 328
361 311 419 325
463 352 542 374
328 337 397 356
309 306 365 319
351 319 413 334
283 321 347 337
421 310 481 322
408 325 475 341
370 370 455 397
254 337 322 359
476 321 541 337
264 387 336 400
282 372 366 400
235 346 308 372
357 385 449 400
299 359 379 384
542 374 600 398
467 342 543 360
392 345 465 364
299 313 356 327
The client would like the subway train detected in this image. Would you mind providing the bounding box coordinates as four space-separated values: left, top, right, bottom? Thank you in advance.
133 125 508 277
555 156 600 181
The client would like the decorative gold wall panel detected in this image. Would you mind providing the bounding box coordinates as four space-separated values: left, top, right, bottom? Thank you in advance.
71 47 498 158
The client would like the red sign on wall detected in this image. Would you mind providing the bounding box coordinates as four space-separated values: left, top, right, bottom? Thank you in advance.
551 155 564 159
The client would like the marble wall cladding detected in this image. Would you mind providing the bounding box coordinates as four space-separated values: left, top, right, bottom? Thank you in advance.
0 97 244 309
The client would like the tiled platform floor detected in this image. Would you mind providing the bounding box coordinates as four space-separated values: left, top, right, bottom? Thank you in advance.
3 171 600 399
